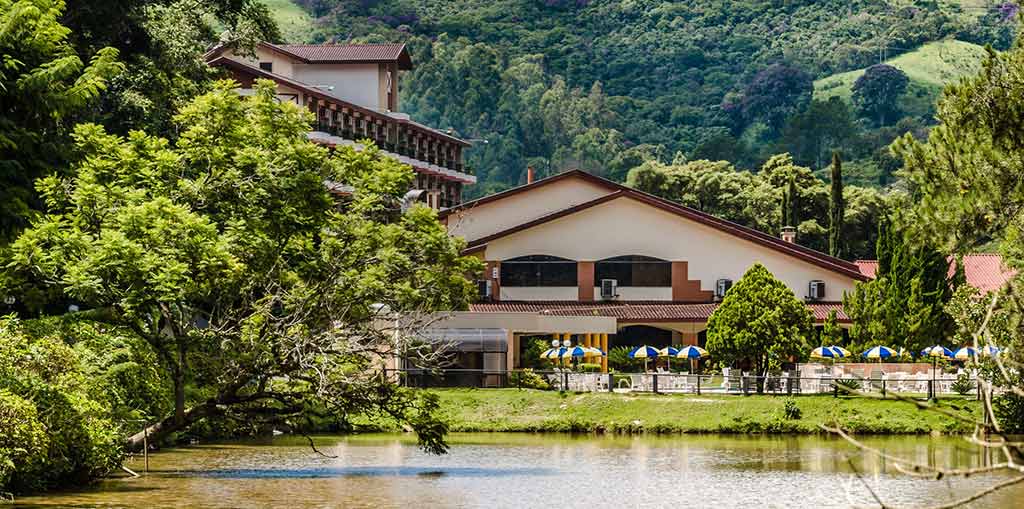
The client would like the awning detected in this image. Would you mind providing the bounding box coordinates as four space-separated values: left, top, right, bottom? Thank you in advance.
418 328 508 352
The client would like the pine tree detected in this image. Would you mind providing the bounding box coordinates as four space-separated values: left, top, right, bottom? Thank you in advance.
828 152 844 258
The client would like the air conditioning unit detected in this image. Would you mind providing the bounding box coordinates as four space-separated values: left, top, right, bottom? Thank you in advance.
715 279 733 299
600 279 618 300
477 279 493 301
808 280 826 301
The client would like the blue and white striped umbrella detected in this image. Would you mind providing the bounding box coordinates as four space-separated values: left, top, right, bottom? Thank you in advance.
862 346 897 360
585 347 606 357
982 345 1002 356
675 345 709 359
954 347 979 360
658 346 680 357
831 346 852 357
812 346 845 359
541 347 566 359
921 345 954 359
559 346 590 359
628 345 660 359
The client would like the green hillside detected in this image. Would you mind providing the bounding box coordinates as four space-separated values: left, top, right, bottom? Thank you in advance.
262 0 315 43
263 1 1016 193
814 39 989 116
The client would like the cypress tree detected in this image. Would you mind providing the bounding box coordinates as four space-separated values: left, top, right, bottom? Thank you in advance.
828 152 844 258
783 173 798 227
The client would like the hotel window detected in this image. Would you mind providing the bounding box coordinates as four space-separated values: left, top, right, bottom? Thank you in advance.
595 255 671 287
259 62 273 72
501 255 577 287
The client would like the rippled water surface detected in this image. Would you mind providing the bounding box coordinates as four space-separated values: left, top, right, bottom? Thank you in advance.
14 433 1023 508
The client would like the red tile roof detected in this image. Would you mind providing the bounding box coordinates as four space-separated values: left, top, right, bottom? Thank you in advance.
855 254 1016 293
276 43 412 69
470 301 848 322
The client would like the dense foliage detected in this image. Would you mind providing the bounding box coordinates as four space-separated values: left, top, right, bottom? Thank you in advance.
625 154 891 259
895 39 1024 431
0 316 166 493
843 217 956 353
2 80 482 465
705 263 813 388
288 0 1018 195
0 0 121 243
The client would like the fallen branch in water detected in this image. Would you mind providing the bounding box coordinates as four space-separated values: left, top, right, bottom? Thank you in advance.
303 433 338 459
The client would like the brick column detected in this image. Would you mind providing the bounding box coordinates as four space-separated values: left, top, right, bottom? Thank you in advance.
578 261 595 301
485 260 501 301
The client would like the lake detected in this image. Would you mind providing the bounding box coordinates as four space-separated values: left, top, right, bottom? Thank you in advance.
13 433 1023 508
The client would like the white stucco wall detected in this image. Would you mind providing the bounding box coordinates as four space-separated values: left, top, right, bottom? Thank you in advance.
595 286 673 301
446 177 613 243
485 196 858 301
224 47 296 78
293 63 381 110
499 287 578 301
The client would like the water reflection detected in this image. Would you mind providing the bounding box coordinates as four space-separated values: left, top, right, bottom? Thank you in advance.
14 433 1023 509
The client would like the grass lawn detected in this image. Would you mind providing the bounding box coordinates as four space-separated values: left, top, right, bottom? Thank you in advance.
814 40 988 116
408 388 981 435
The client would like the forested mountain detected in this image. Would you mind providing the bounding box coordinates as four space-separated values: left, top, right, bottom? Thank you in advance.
276 0 1017 196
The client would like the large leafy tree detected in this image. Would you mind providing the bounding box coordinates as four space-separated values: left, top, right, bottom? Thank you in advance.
705 263 813 389
63 0 280 136
0 0 122 243
2 80 482 453
852 64 909 126
737 63 813 134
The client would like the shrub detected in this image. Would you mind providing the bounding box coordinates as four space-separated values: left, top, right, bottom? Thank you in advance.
607 346 642 372
950 374 975 396
508 369 550 390
835 378 862 392
578 363 601 373
0 317 129 494
783 399 802 420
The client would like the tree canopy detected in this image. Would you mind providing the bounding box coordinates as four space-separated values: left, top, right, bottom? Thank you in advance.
0 0 122 243
705 263 813 385
2 80 482 457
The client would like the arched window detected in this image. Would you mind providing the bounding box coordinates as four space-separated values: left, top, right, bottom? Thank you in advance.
595 255 671 287
500 255 577 287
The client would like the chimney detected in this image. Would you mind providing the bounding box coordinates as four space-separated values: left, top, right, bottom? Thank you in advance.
780 226 797 244
527 166 535 184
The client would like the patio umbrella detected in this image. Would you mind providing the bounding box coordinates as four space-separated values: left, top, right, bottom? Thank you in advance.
659 346 680 370
675 345 710 359
830 346 852 357
953 347 979 360
541 347 565 359
811 346 845 359
861 346 897 361
921 345 953 398
628 345 660 372
981 345 1002 356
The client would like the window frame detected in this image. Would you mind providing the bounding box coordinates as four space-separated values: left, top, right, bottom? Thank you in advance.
500 255 577 287
594 255 672 287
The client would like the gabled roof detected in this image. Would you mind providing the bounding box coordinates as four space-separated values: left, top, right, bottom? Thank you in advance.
204 42 413 70
453 170 868 281
470 301 850 323
277 43 412 69
855 254 1017 293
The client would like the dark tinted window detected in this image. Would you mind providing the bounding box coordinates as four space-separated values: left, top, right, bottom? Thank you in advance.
595 255 671 287
501 255 577 287
259 62 273 72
